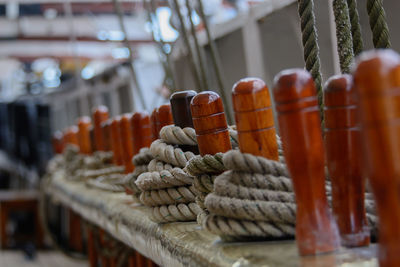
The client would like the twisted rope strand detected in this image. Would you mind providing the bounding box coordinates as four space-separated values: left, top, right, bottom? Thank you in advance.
347 0 363 55
297 0 323 114
367 0 391 48
333 0 355 73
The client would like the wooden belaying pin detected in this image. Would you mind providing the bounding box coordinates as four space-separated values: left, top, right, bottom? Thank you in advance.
170 90 199 153
170 90 197 128
131 112 152 155
324 74 370 247
93 106 109 151
63 126 79 147
191 91 232 156
77 116 92 155
232 78 278 160
273 69 339 255
52 131 64 154
100 121 111 152
156 104 173 134
110 117 124 166
120 114 134 172
353 50 400 267
150 108 158 141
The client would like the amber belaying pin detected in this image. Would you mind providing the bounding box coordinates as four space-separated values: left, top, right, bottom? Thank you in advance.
273 69 339 255
353 49 400 267
232 78 278 160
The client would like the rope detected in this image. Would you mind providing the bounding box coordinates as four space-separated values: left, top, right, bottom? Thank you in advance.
367 0 391 48
137 125 202 223
332 0 355 74
347 0 363 55
202 150 378 240
297 0 323 114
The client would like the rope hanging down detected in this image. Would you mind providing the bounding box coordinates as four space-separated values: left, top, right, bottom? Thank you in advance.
347 0 363 55
297 0 323 114
332 0 355 74
367 0 391 48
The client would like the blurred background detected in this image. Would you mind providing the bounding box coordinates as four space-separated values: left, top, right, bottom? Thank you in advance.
0 0 398 263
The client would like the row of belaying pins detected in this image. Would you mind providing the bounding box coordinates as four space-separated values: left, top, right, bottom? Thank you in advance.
52 49 400 267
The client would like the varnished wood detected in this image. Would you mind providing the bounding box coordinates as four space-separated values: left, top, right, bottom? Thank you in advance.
89 126 95 152
86 227 98 267
353 49 400 266
101 121 112 152
93 106 109 151
110 117 124 166
150 108 158 141
120 114 134 173
170 90 199 153
131 112 152 155
170 90 197 128
156 104 173 134
232 78 278 160
273 69 339 255
191 91 232 156
52 131 64 154
77 116 92 154
63 126 79 147
324 74 369 247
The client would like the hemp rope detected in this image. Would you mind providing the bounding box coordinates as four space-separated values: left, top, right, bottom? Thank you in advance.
347 0 363 55
136 125 213 223
367 0 391 48
332 0 355 74
297 0 323 114
202 150 378 240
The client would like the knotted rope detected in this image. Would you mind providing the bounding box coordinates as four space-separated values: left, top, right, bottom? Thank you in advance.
367 0 391 48
202 150 378 241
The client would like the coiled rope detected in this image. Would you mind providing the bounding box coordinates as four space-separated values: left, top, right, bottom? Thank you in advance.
202 150 378 241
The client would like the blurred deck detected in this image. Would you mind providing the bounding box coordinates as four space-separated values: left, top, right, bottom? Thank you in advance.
0 250 86 267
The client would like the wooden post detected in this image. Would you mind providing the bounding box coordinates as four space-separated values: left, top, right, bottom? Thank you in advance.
324 74 370 247
93 106 109 151
63 126 79 147
191 91 232 156
273 69 339 255
101 121 112 152
52 131 64 154
120 114 135 173
232 78 278 160
110 117 124 166
156 104 173 134
131 112 152 155
170 90 199 153
77 116 92 154
150 108 158 141
353 50 400 266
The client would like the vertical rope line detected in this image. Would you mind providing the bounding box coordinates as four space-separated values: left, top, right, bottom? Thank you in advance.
196 0 233 124
297 0 323 116
346 0 363 55
332 0 354 74
185 0 209 91
171 0 203 91
366 0 391 48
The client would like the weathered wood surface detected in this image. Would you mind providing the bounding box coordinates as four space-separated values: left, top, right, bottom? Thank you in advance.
48 172 378 267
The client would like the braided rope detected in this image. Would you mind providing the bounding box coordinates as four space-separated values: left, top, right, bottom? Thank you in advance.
202 151 378 240
184 153 225 176
132 148 153 166
367 0 391 48
159 125 197 145
151 202 202 223
297 0 323 114
147 159 173 172
347 0 363 55
136 168 194 191
150 139 196 168
140 185 196 206
333 0 355 74
86 174 126 192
